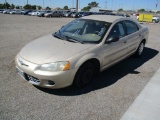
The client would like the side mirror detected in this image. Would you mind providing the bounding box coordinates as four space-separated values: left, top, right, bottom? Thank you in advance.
105 36 119 44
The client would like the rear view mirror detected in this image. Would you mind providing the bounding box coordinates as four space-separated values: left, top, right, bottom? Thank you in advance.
105 36 119 44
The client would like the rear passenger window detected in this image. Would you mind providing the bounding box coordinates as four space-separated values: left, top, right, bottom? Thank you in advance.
108 22 125 38
125 21 139 34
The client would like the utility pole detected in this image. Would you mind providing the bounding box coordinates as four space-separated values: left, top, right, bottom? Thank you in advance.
79 0 80 9
5 0 7 9
27 0 28 4
76 0 78 12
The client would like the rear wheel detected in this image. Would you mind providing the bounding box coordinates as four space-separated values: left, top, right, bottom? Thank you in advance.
135 41 145 57
74 63 95 87
152 19 156 23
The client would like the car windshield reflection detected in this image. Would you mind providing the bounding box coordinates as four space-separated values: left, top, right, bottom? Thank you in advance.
54 19 111 44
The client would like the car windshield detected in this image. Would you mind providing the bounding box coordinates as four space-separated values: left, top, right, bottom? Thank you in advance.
54 19 111 44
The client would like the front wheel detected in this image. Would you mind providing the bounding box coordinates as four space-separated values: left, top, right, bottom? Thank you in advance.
74 63 95 88
134 41 145 57
152 20 156 23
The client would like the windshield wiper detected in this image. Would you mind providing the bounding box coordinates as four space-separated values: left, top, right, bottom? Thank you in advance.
53 30 65 40
64 35 84 44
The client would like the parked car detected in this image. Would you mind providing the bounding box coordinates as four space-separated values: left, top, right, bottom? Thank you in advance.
94 12 105 15
71 12 84 18
0 9 5 13
37 10 52 17
3 10 11 14
31 11 40 16
10 10 22 14
23 10 32 15
78 12 93 17
15 15 149 89
152 16 160 23
64 11 76 17
20 10 25 14
116 13 130 17
28 10 37 16
44 11 63 17
10 10 16 14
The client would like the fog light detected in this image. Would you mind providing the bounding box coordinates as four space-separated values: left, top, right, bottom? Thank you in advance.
46 80 55 85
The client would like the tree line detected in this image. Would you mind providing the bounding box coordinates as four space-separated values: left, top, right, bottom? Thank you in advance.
0 2 71 10
1 1 160 13
0 2 51 10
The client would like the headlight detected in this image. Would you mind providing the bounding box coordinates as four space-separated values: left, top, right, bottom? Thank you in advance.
36 61 70 72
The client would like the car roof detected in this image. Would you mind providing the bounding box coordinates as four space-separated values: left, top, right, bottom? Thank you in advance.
81 15 127 23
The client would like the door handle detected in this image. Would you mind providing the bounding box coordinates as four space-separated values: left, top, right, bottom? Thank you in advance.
124 41 127 43
139 34 141 36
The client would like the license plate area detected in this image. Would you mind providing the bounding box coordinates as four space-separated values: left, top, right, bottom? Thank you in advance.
26 74 40 85
16 66 40 85
16 66 26 80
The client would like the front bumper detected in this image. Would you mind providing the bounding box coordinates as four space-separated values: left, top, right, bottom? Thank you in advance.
15 55 78 89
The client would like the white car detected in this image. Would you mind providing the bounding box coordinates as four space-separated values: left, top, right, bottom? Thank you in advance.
31 11 40 16
10 10 16 14
152 16 160 23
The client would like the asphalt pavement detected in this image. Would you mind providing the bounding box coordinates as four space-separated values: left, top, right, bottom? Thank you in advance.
121 67 160 120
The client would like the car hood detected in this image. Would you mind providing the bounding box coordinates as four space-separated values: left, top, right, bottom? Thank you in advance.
19 34 94 64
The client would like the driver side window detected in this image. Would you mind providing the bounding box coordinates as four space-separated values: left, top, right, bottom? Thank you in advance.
108 22 125 39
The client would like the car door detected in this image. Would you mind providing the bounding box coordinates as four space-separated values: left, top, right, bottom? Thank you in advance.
124 20 141 55
102 21 129 69
52 11 56 17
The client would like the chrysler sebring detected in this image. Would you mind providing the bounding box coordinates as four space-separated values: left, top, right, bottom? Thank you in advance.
15 15 149 89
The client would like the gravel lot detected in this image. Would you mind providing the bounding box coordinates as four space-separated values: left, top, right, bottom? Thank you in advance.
0 14 160 120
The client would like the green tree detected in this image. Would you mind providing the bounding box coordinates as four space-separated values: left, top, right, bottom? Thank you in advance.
0 3 4 9
156 11 160 13
11 4 15 9
31 5 36 10
88 1 99 8
138 9 145 12
63 6 69 10
23 4 32 9
46 6 51 10
82 1 99 11
4 2 10 9
118 8 123 12
37 6 42 10
16 6 20 9
82 6 91 11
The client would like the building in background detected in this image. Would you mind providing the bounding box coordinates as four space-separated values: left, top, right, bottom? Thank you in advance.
89 7 112 12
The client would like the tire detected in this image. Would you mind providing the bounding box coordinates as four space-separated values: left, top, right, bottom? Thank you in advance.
152 20 156 23
134 41 145 57
74 63 95 87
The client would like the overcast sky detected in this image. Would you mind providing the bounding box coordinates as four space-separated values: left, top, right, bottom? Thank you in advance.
0 0 159 10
